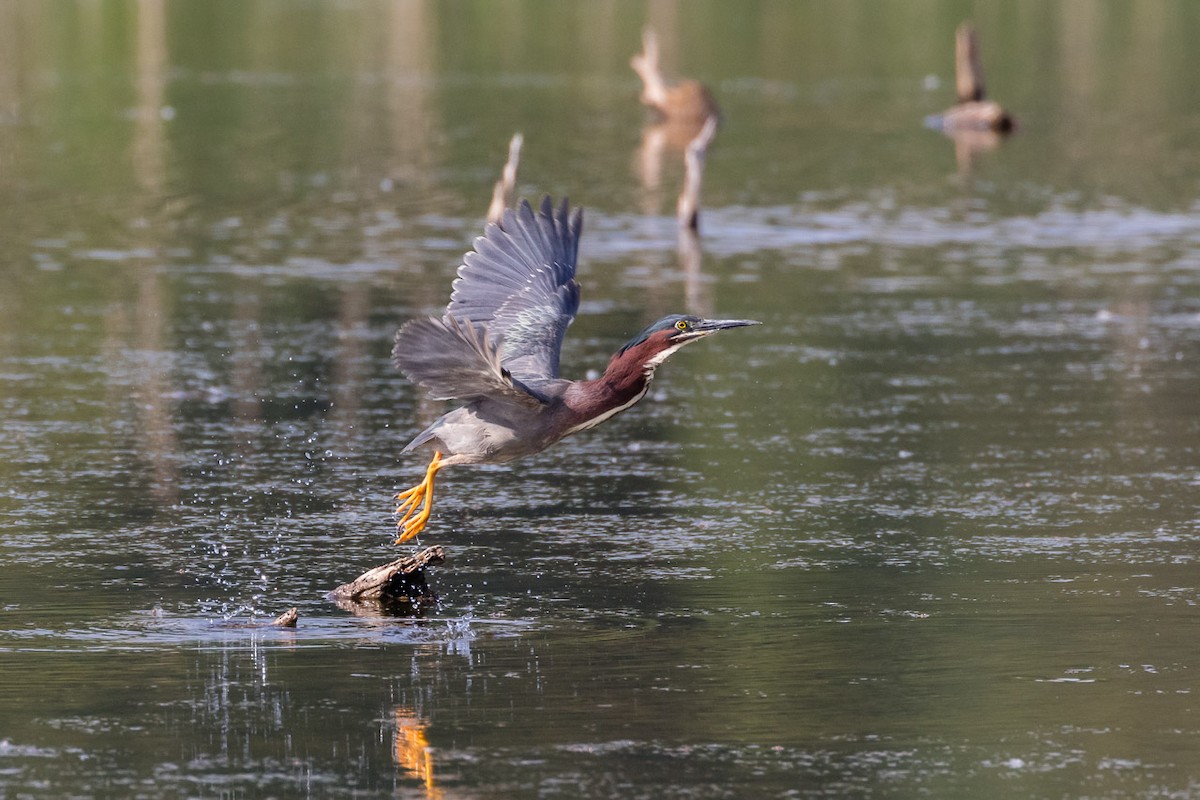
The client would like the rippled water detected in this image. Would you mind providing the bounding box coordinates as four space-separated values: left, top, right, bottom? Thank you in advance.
3 1 1200 798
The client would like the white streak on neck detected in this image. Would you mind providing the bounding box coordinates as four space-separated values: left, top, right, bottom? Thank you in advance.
564 383 650 436
564 337 698 437
642 340 690 371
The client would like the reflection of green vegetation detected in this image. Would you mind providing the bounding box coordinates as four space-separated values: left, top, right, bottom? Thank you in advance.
6 1 1200 219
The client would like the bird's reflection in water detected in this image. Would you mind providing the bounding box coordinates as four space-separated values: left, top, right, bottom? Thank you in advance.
394 708 442 799
677 228 713 319
948 127 1006 183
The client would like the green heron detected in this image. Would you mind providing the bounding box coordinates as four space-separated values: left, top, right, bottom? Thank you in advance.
391 197 758 542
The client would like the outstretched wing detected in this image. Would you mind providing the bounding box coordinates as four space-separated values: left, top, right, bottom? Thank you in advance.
392 315 545 408
446 196 582 381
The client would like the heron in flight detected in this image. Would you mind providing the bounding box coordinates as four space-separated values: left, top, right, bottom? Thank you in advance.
391 197 757 542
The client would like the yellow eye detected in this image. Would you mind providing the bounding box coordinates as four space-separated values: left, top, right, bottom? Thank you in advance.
675 320 689 331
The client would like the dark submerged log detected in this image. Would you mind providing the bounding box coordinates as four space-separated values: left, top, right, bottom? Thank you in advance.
328 545 444 614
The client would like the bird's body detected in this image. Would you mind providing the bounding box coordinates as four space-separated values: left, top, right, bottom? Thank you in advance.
934 23 1015 134
939 100 1014 134
646 80 720 125
391 197 756 542
405 368 633 464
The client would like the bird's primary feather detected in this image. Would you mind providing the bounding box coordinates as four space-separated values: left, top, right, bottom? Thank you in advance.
392 315 546 408
446 196 582 381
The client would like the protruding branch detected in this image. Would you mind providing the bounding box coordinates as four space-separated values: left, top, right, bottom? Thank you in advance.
677 115 719 231
955 22 986 103
486 133 523 226
630 28 669 109
632 27 719 124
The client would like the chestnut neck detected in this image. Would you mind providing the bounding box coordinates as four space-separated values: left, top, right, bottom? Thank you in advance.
564 337 665 425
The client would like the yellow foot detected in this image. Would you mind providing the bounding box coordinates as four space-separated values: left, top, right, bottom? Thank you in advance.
395 452 443 544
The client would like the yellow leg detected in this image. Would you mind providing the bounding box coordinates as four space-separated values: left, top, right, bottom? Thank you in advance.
395 451 444 543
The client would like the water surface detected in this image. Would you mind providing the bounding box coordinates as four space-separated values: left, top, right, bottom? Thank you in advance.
2 1 1200 797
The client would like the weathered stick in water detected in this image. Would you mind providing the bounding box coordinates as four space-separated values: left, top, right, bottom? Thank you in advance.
270 607 299 627
328 545 444 605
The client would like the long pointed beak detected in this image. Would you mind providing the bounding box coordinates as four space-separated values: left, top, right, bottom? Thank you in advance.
693 318 761 333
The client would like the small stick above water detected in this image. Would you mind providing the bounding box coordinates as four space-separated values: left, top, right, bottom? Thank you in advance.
486 133 523 226
955 22 986 104
677 115 719 232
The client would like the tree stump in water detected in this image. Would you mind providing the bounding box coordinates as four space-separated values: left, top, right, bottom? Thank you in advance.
328 545 444 615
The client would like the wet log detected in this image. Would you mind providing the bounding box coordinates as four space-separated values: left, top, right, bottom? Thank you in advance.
328 545 444 613
270 607 299 627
